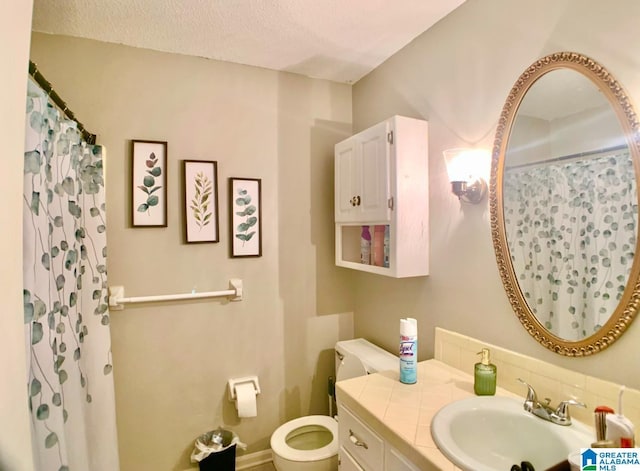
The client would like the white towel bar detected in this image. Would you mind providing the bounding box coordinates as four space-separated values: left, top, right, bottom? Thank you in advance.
108 279 243 310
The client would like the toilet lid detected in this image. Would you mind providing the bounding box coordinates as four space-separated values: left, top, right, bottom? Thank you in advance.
336 353 367 382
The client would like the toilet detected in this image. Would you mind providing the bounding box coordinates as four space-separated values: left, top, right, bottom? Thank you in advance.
270 339 398 471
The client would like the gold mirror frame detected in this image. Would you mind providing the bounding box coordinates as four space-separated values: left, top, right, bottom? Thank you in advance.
490 52 640 356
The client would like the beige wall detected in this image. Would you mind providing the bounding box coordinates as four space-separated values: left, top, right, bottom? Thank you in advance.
30 34 354 470
1 1 36 470
351 0 640 389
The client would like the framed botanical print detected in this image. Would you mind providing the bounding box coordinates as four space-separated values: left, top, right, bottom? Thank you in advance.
131 140 167 227
183 160 219 243
229 177 262 257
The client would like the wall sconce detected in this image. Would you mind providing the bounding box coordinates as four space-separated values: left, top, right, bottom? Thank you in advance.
443 148 491 204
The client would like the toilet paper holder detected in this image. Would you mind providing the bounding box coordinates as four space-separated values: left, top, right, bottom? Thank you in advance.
228 376 261 401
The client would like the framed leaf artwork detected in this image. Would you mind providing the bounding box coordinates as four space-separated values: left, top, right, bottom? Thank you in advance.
131 140 167 227
183 160 219 243
229 177 262 257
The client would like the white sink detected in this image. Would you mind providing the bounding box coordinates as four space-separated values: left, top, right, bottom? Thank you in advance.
431 395 593 471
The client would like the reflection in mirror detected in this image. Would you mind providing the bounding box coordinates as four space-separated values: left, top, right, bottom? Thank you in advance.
491 52 640 355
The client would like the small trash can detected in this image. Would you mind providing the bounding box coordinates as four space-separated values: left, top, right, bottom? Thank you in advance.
190 427 245 471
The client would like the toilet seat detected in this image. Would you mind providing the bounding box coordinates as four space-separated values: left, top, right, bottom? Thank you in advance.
270 415 338 462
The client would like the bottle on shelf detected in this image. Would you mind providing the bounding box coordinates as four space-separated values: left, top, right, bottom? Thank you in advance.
360 226 371 264
383 225 390 268
373 225 385 266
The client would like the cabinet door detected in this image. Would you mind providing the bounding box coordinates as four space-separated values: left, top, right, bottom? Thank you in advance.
358 121 390 222
385 446 421 471
335 138 361 222
335 121 390 223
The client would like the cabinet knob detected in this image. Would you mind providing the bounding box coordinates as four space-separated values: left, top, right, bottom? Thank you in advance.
350 196 361 207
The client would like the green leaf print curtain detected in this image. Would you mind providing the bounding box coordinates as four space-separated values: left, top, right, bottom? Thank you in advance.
503 152 637 341
23 78 119 471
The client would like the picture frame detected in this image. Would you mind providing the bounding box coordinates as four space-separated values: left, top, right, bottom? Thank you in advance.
131 140 167 227
229 177 262 257
183 160 219 243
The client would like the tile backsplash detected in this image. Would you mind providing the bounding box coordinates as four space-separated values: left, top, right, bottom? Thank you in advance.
434 328 640 430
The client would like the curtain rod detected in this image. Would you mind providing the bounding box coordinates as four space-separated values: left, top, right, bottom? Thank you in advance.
505 144 628 170
28 61 97 145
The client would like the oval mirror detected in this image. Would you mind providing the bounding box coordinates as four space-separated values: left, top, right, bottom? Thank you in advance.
491 52 640 356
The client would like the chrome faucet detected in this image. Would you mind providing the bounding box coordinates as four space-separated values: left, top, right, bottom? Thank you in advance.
517 378 586 426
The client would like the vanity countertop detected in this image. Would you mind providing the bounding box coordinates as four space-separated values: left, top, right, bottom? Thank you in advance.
335 359 521 471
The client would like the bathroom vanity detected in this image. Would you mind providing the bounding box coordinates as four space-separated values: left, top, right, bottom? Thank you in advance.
335 357 593 471
336 359 476 470
335 327 640 471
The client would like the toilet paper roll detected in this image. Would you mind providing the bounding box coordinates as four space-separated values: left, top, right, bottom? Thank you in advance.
235 383 258 418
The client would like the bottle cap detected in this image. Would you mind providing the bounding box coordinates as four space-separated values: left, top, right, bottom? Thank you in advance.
477 348 491 365
400 318 417 336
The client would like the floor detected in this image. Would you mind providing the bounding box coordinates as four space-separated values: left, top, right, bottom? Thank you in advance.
248 463 275 471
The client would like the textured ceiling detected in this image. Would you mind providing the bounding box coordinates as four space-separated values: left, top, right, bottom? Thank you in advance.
31 0 466 83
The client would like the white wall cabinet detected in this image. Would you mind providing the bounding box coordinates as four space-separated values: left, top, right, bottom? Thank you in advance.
338 403 419 471
334 115 429 278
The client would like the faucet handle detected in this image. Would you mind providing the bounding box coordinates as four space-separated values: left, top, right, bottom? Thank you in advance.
554 399 587 425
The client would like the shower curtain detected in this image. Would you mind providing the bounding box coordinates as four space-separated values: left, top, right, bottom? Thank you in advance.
23 77 120 471
503 152 637 340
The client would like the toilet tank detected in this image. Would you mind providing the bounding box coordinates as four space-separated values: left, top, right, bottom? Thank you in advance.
335 338 398 381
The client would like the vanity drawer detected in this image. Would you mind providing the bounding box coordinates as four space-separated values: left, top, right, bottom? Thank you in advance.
338 404 384 471
339 447 365 471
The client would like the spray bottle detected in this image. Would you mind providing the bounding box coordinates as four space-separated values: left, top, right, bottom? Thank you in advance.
399 318 418 384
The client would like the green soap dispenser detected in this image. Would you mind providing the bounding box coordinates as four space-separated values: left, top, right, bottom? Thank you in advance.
474 348 497 396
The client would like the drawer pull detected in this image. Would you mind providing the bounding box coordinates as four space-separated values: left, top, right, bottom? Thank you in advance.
348 429 369 449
